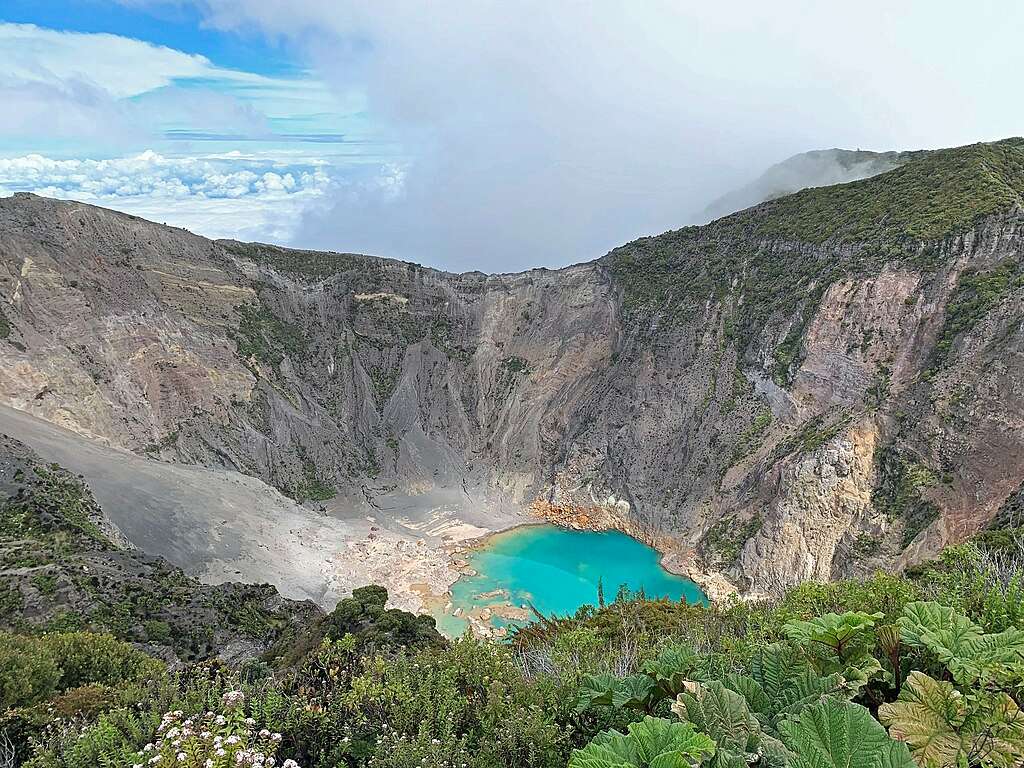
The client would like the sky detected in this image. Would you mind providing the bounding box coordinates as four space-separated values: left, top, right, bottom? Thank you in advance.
1 2 1022 272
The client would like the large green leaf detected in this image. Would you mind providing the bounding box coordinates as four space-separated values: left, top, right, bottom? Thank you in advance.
759 733 797 768
979 694 1024 768
724 664 850 734
671 680 760 765
898 602 1024 684
779 698 914 768
879 671 1024 768
748 643 811 701
897 602 981 651
568 717 716 768
569 728 639 768
630 716 717 767
773 671 850 721
783 612 883 656
949 627 1024 685
644 643 701 699
784 612 884 687
578 673 622 711
577 673 657 713
614 675 659 710
878 671 967 768
566 754 635 768
722 673 770 715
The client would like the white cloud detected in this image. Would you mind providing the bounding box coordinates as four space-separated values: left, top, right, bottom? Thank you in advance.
0 22 218 98
0 151 331 242
0 76 144 146
119 1 1024 272
0 22 356 152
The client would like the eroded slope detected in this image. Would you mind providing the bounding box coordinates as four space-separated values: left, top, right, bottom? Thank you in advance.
1 138 1023 595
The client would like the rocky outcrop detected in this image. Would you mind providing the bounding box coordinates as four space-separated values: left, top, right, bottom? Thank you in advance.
1 139 1022 596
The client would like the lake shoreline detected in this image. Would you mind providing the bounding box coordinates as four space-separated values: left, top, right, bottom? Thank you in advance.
524 500 738 603
432 520 710 638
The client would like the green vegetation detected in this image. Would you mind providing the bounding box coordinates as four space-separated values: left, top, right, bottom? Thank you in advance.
0 442 319 661
289 455 337 503
604 139 1024 376
927 260 1024 373
223 241 365 280
142 429 179 455
318 584 442 655
0 631 162 711
729 408 772 464
701 514 763 567
754 139 1024 244
866 366 892 409
231 301 308 371
719 370 751 415
0 461 108 549
784 413 850 455
502 355 530 374
772 322 806 385
3 539 1023 768
0 308 10 340
872 447 941 547
430 315 472 362
294 476 337 503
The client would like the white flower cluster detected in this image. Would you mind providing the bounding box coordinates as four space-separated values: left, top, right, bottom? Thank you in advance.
131 693 297 768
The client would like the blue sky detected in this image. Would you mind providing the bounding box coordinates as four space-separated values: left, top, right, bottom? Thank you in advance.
1 0 296 75
0 1 400 245
1 2 1022 271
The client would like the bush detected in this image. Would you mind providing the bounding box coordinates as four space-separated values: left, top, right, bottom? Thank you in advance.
322 585 442 653
6 539 1023 768
341 637 571 768
40 632 165 690
24 708 157 768
0 632 60 709
131 690 293 768
778 572 919 623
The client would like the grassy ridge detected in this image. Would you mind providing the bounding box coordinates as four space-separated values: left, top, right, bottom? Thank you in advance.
605 138 1024 324
753 138 1024 243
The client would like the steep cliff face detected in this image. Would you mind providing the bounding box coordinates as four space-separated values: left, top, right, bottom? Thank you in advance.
1 138 1022 595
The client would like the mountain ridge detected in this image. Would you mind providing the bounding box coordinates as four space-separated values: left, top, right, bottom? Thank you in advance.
1 138 1023 602
700 147 911 223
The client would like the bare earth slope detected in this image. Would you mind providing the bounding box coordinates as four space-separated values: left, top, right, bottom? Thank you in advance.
1 138 1023 597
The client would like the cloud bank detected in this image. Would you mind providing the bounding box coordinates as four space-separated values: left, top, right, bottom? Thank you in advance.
0 21 379 244
116 1 1024 272
0 151 330 242
0 22 273 149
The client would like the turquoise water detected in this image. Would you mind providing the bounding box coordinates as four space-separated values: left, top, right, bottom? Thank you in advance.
436 525 707 637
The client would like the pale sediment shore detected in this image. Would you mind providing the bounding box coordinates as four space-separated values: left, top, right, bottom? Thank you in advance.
324 494 534 617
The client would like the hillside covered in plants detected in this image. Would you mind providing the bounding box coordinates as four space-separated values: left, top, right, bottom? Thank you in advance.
2 444 1023 767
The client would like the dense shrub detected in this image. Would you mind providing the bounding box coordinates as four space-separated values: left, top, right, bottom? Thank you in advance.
0 632 60 709
323 585 443 653
4 550 1024 768
39 632 164 691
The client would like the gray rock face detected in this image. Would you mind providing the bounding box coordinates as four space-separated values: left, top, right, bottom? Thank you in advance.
1 190 1022 595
